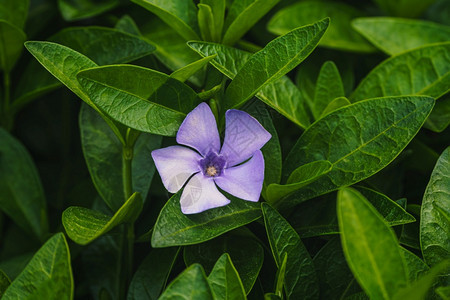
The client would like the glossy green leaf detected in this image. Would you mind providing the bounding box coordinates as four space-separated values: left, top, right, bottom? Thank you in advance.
80 103 161 210
159 264 213 300
208 254 246 300
127 247 180 300
2 233 73 300
262 203 319 300
0 0 29 28
222 0 281 45
199 0 225 42
420 147 450 267
152 192 261 247
425 94 450 132
170 55 217 83
58 0 118 21
279 96 434 210
184 234 264 294
224 18 329 110
267 1 376 53
371 0 435 18
131 0 200 40
0 269 10 298
0 21 26 72
337 187 408 299
266 161 332 203
320 97 351 118
313 61 345 120
0 128 48 241
188 41 311 128
352 18 450 56
351 43 450 101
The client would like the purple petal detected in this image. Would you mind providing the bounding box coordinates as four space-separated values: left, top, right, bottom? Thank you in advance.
176 102 221 156
151 146 201 193
215 150 264 202
220 109 271 166
180 173 230 214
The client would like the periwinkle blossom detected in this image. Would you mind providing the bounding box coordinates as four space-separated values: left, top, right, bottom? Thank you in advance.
151 102 271 214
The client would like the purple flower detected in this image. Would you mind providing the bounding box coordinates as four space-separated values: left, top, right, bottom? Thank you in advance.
151 102 271 214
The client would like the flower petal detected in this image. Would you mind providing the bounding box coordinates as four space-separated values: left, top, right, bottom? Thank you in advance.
176 102 221 156
220 109 271 166
180 173 230 214
151 146 201 193
215 150 264 202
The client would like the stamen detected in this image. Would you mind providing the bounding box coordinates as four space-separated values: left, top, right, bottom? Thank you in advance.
206 166 218 177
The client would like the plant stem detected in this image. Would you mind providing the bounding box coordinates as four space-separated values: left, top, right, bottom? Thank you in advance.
122 145 133 201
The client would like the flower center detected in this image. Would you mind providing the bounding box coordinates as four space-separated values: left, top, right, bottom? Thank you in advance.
206 166 218 177
199 151 226 177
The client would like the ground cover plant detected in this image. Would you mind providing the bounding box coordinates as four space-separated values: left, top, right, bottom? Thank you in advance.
0 0 449 299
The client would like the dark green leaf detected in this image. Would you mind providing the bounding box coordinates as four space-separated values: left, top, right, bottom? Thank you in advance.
2 233 73 300
278 96 434 210
152 192 261 247
208 254 246 300
337 188 408 299
262 203 319 300
425 94 450 132
351 43 450 101
224 18 329 110
371 0 435 18
401 248 429 283
115 15 141 36
0 21 26 72
62 192 143 245
274 253 288 298
0 128 48 241
436 286 450 300
0 0 29 28
352 17 450 56
159 264 213 300
57 0 118 21
0 269 10 298
170 55 217 83
320 97 351 118
420 147 450 267
267 1 376 53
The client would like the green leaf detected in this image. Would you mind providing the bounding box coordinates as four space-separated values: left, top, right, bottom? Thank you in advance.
266 161 332 203
267 1 376 53
425 94 450 132
0 21 26 72
274 253 288 298
0 0 29 28
57 0 118 21
188 41 311 128
0 128 48 241
262 203 319 300
436 286 450 300
420 147 450 267
208 254 246 300
393 260 450 300
184 233 264 294
0 269 10 298
159 264 213 300
197 4 215 42
2 233 73 300
115 15 141 36
152 192 261 247
222 0 281 45
131 0 200 40
80 103 161 210
320 96 351 118
352 18 450 56
313 61 345 120
279 96 435 210
371 0 435 18
62 192 142 245
401 247 429 283
199 0 225 42
170 55 217 83
351 42 450 101
224 18 329 110
265 294 282 300
127 247 180 300
337 187 408 300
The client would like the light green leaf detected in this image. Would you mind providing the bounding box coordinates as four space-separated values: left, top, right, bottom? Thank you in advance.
337 187 408 299
351 42 450 102
420 147 450 267
0 128 48 241
279 96 434 210
197 4 215 42
352 17 450 56
313 61 345 120
188 41 311 128
222 0 281 45
0 0 29 28
262 203 319 300
159 264 213 300
224 18 329 110
199 0 225 42
57 0 118 21
425 94 450 132
184 233 264 294
267 1 376 53
80 103 161 210
152 192 261 247
320 97 351 118
208 254 246 300
131 0 200 40
127 247 180 300
371 0 435 18
170 55 217 83
62 192 143 245
2 233 73 300
0 21 26 72
0 269 10 298
275 253 288 298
